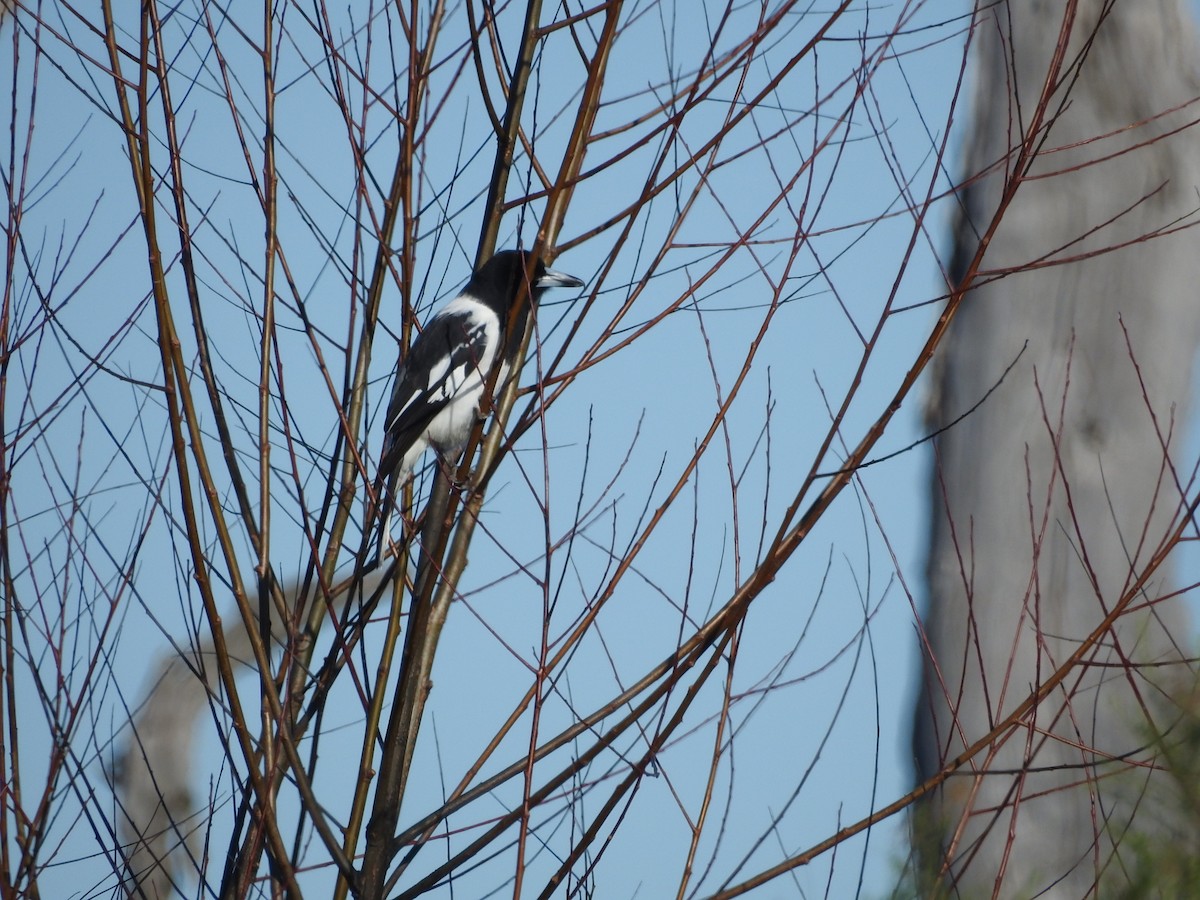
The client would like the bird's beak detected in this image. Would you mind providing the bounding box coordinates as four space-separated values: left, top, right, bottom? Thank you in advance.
536 268 585 290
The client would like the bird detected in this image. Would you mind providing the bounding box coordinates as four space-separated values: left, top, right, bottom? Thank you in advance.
368 249 585 565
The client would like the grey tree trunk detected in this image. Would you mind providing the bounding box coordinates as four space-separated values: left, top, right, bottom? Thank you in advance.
916 2 1200 896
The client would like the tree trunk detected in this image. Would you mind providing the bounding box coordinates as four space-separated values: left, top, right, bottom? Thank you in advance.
916 2 1200 896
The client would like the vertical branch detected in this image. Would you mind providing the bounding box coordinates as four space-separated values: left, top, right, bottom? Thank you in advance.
475 0 550 263
0 3 29 894
255 0 280 875
330 4 448 897
257 0 278 659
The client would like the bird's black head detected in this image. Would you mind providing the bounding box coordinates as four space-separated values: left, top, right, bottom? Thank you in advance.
468 249 584 318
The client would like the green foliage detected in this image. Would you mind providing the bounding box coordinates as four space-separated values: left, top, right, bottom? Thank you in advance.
1106 693 1200 900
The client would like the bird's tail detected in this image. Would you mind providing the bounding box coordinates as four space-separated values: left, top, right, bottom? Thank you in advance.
367 468 397 571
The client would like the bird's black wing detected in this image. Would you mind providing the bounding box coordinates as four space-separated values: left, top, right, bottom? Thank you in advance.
366 306 494 569
377 306 493 477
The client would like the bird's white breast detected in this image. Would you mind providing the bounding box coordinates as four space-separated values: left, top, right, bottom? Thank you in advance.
417 297 502 453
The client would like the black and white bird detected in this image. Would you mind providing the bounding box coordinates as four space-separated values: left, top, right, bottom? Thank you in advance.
369 249 584 564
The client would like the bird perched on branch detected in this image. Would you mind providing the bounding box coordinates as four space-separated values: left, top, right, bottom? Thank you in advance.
369 249 585 565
